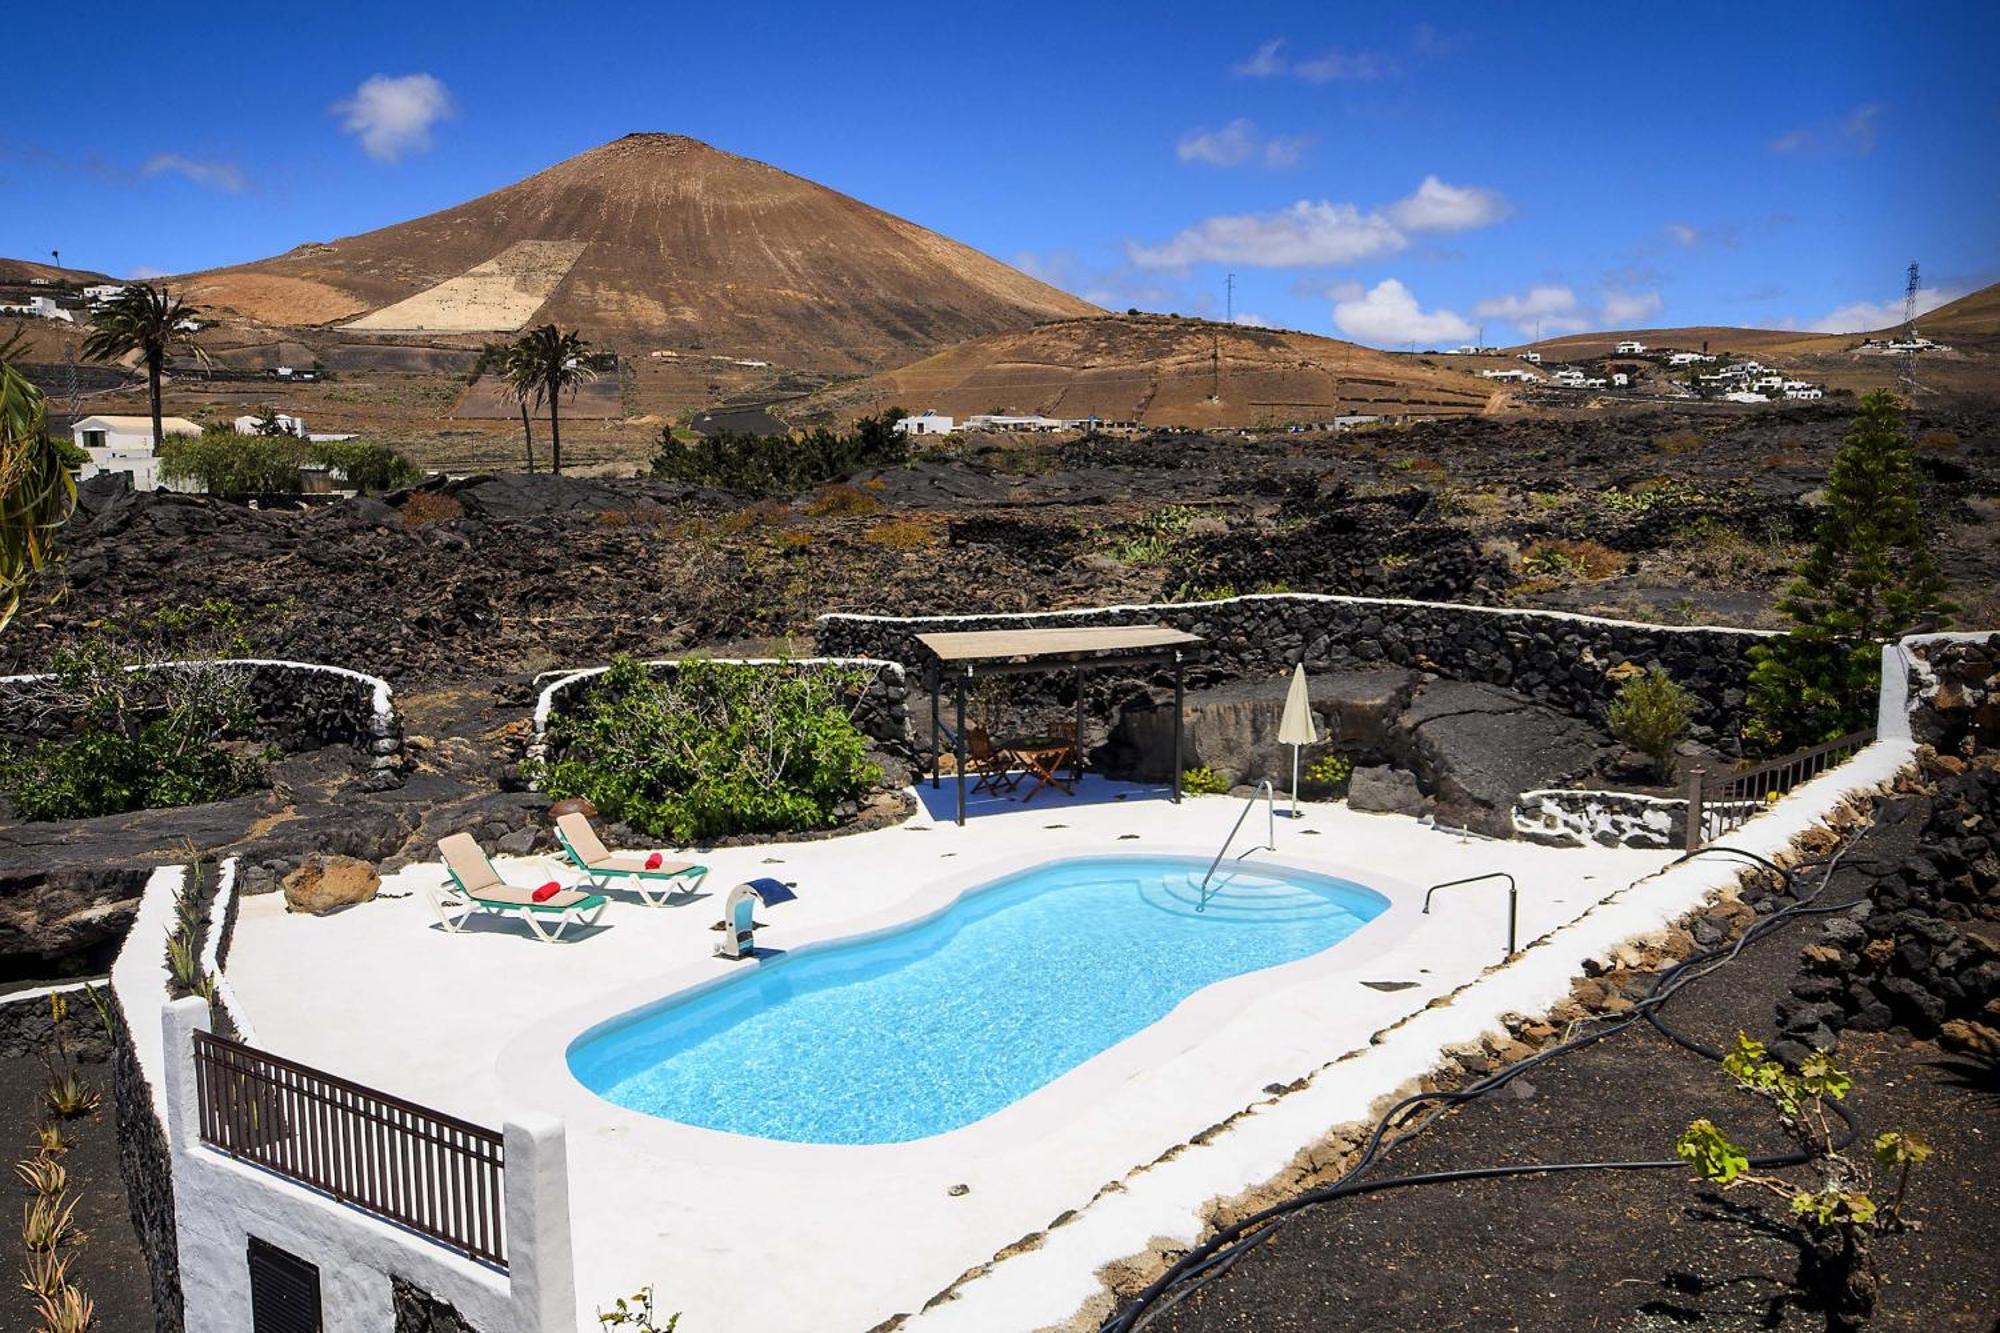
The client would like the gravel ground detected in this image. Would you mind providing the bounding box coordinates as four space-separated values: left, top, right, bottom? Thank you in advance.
1146 797 1997 1333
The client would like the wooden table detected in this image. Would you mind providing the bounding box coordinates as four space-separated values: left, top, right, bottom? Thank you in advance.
1001 737 1078 802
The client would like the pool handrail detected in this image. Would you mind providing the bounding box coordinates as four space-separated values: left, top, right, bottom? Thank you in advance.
1196 780 1277 912
1421 871 1519 959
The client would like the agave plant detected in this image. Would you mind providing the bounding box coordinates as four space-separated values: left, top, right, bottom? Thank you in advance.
20 1244 69 1299
20 1193 81 1252
34 1282 94 1333
15 1154 66 1197
43 1070 100 1121
0 331 77 631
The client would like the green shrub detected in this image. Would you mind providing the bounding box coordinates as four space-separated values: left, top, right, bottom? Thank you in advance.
535 658 883 843
1607 666 1694 782
1303 753 1354 791
159 430 304 494
307 439 421 493
1180 765 1232 795
651 413 906 496
0 641 264 820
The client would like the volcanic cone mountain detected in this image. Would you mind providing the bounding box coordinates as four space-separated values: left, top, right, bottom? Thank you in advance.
177 133 1100 371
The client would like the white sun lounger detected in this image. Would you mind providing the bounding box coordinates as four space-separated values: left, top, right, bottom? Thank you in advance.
433 833 608 944
553 812 708 907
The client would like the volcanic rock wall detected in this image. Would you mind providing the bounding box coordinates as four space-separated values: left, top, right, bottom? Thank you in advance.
817 594 1768 740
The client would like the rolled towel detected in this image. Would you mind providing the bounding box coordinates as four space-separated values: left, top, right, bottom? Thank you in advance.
645 851 664 869
532 881 562 903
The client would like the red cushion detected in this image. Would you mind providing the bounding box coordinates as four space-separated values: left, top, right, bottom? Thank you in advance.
645 852 663 869
531 881 562 903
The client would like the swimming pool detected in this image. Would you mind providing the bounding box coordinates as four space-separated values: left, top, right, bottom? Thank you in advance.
567 854 1390 1144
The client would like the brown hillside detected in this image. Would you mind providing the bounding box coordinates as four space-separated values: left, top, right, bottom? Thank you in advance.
1519 280 2000 359
799 316 1500 428
175 133 1099 371
0 257 113 285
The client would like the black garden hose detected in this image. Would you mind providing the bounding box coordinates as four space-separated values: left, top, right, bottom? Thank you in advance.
1101 837 1875 1332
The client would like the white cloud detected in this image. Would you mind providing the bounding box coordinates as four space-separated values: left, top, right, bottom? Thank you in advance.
140 153 247 193
1292 48 1396 82
1231 37 1394 81
1175 119 1310 169
127 265 168 279
1232 39 1289 78
1769 101 1884 156
1383 176 1512 233
1230 311 1274 328
1129 200 1406 269
1666 222 1700 247
1332 279 1473 347
334 73 454 162
1472 285 1586 336
1804 284 1963 334
1602 289 1664 324
1128 176 1508 270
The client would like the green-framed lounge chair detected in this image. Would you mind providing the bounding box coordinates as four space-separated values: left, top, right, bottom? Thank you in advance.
432 833 607 944
553 812 708 907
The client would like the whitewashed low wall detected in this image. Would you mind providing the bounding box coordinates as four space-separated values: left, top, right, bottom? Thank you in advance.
111 859 575 1333
1512 788 1684 848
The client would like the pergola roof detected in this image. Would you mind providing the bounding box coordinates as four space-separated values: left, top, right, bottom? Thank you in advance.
915 624 1202 672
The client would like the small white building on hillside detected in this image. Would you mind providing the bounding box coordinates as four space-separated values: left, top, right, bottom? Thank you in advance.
233 412 308 438
83 284 127 303
0 295 74 323
893 410 956 437
1615 340 1647 355
1517 351 1542 363
71 414 202 492
962 414 1069 432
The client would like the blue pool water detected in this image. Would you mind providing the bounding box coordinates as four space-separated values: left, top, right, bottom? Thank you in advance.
567 854 1389 1144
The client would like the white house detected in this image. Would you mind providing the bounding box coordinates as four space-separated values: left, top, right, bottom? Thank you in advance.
962 414 1069 432
1517 351 1542 363
1724 391 1771 404
1479 368 1540 382
71 414 202 492
1783 382 1824 400
1611 372 1630 388
1666 350 1717 366
0 295 74 323
893 410 956 437
1615 340 1647 355
1750 372 1786 392
83 284 127 303
233 412 308 438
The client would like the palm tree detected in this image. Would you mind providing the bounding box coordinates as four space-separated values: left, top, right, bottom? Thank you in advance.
501 324 595 475
479 340 535 472
0 332 77 631
80 283 206 451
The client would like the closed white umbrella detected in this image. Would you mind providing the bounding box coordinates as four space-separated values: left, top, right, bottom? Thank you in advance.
1277 662 1318 817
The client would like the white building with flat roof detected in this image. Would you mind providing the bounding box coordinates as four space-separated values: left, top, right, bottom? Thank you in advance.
71 414 202 492
893 410 956 436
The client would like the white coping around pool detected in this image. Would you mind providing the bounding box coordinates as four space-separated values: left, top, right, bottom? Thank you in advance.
226 778 1694 1332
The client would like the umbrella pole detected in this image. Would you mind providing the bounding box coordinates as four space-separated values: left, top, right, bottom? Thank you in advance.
1291 743 1301 818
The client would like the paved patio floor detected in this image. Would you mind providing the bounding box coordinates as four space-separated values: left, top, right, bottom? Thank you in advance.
227 779 1675 1331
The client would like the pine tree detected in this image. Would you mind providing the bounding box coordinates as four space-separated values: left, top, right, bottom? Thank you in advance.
1745 391 1950 752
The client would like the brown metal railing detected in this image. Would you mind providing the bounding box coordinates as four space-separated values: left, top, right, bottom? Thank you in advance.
192 1030 508 1268
1683 728 1877 849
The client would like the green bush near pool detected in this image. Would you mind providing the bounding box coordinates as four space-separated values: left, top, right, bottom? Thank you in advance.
536 657 883 844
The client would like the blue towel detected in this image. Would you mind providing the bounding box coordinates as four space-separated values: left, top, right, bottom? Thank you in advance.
746 877 798 906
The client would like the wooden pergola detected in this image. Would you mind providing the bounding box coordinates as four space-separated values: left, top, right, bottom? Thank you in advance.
915 624 1205 825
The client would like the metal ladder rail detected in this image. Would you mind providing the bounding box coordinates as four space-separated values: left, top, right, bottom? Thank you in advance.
1421 872 1519 960
1196 781 1277 913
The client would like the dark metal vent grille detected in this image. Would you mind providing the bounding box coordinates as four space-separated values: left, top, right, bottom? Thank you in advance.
248 1237 322 1333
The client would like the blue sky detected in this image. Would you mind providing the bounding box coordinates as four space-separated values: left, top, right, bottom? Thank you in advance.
5 0 1995 346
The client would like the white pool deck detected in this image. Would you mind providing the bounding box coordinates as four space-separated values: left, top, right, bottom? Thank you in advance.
226 778 1690 1331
